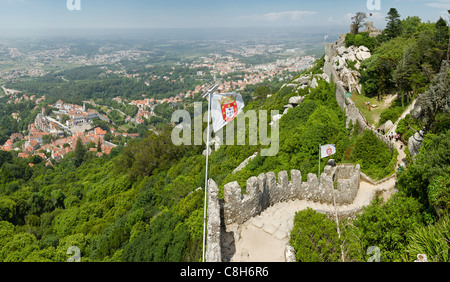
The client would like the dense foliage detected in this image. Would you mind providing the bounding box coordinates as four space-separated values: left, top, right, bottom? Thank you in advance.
0 10 448 263
359 13 448 102
290 208 341 262
289 10 449 263
0 128 207 262
345 32 378 52
6 64 210 104
352 130 396 179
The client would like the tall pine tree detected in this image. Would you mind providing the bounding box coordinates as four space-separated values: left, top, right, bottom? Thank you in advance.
385 8 402 39
435 17 449 44
74 137 86 167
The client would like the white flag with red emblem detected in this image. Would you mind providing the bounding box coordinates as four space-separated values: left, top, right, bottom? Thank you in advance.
320 144 336 158
210 93 245 133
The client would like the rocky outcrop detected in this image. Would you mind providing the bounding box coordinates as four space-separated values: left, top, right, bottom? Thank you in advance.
408 130 425 161
283 73 330 92
330 45 371 94
288 95 305 106
378 120 394 133
323 23 394 151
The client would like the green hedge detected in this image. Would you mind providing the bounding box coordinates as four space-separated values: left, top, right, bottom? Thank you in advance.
353 130 394 180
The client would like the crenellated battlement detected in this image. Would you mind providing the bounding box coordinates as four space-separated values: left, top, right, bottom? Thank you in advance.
222 163 360 225
205 163 364 261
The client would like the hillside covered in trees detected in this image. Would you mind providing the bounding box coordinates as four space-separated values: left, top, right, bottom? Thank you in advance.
0 9 448 262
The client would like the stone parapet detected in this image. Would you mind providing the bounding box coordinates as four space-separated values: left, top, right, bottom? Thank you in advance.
205 179 222 262
222 164 360 225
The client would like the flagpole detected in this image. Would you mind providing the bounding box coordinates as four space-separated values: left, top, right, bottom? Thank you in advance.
202 91 212 263
318 144 321 185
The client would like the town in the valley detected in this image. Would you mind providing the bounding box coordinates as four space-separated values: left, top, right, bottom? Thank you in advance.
0 36 318 167
0 99 119 166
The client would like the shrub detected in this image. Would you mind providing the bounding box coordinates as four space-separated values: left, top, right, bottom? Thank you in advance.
345 32 378 51
122 211 189 262
397 130 450 211
407 217 450 262
353 130 393 179
379 107 403 126
290 208 341 262
353 193 423 262
427 176 450 218
396 117 409 135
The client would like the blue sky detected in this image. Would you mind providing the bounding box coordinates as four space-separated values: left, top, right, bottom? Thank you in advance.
0 0 448 30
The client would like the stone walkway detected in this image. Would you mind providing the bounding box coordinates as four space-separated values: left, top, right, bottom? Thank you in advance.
387 99 417 168
221 175 396 262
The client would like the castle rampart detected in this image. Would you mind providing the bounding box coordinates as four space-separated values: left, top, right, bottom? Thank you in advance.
205 164 361 261
222 164 360 225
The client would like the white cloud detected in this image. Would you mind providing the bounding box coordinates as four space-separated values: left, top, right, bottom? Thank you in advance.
327 12 353 25
238 10 317 24
263 10 317 21
425 0 450 9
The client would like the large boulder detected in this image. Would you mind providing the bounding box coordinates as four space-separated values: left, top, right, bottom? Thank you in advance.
309 77 318 89
337 46 347 56
283 104 294 110
356 50 371 61
411 104 423 120
358 46 370 52
408 130 425 161
288 96 305 105
379 120 394 133
284 83 297 89
292 75 310 85
346 51 357 62
320 73 330 83
337 57 346 69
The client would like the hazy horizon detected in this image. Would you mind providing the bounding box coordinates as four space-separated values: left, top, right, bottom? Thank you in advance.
1 0 448 33
0 26 345 41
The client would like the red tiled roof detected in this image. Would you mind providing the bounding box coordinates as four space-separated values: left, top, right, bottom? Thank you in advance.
18 153 30 158
94 127 106 135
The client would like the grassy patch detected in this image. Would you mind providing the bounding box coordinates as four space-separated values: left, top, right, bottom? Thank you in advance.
351 95 382 126
351 94 397 127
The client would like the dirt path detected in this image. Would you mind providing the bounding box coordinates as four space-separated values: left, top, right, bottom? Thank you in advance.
372 94 398 126
388 99 417 137
387 99 417 169
222 175 397 262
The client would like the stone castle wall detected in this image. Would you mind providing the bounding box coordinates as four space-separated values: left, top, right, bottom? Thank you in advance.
205 27 392 261
205 179 222 262
205 164 361 261
324 41 393 151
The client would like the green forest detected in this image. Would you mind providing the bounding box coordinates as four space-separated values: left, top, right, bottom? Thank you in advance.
0 9 449 262
5 63 211 105
289 10 449 262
